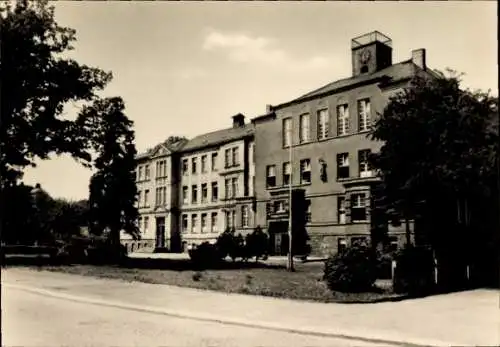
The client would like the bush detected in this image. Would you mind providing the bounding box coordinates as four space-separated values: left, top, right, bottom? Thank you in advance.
188 242 221 268
393 245 435 295
323 243 378 293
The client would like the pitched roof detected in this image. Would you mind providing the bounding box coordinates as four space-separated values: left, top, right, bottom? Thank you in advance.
180 124 254 153
272 60 424 109
136 138 188 161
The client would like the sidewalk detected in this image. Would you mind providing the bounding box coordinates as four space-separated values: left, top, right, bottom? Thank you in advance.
4 268 499 346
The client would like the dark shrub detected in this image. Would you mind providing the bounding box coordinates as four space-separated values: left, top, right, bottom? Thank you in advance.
376 251 395 280
323 242 378 293
215 228 237 260
188 242 221 268
393 245 435 295
244 226 269 261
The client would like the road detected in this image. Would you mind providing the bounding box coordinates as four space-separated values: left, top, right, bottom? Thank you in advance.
2 285 386 347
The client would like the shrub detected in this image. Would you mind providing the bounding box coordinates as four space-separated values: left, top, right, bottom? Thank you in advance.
188 242 221 268
245 226 269 261
323 243 378 293
393 245 435 295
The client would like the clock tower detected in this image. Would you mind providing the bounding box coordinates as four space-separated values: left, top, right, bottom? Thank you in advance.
351 31 393 77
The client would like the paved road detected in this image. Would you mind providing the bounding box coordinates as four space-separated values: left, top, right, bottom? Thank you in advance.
2 285 386 347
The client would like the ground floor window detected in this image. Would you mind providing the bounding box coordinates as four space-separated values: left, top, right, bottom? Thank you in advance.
350 193 367 221
338 238 347 253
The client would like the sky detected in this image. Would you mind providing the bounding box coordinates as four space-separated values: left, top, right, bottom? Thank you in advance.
22 1 497 201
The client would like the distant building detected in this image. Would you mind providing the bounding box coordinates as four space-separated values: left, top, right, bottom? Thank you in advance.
177 114 255 251
251 31 438 256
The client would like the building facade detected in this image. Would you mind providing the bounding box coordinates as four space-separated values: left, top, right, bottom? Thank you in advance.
177 114 256 251
252 32 435 257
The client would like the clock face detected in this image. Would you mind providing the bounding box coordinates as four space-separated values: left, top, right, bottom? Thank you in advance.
360 49 371 64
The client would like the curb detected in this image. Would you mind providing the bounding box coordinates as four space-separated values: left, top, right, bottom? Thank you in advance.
4 282 454 347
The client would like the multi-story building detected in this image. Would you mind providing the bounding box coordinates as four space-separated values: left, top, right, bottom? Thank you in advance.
252 31 437 256
177 114 256 251
122 139 187 252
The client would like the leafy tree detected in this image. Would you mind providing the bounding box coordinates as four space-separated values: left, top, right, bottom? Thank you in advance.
1 184 37 244
0 0 112 189
82 97 139 254
370 70 498 287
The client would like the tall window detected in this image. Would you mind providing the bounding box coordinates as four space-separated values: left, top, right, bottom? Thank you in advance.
338 197 346 224
358 98 371 132
337 104 349 136
144 165 150 180
225 211 231 229
211 181 218 202
191 214 198 233
306 199 312 222
358 149 372 177
231 177 238 198
156 160 166 178
241 205 249 227
155 187 161 206
266 202 273 219
211 152 218 171
211 212 218 232
182 186 188 205
201 183 208 203
191 185 198 204
144 189 150 207
144 216 149 232
283 162 291 186
201 213 207 233
224 149 231 168
283 118 292 147
182 215 188 232
337 153 350 179
231 210 236 228
232 147 239 166
225 178 232 199
299 114 310 143
300 159 311 184
201 155 207 173
191 157 197 174
137 191 142 207
138 217 143 231
266 165 276 188
350 193 367 221
317 109 329 140
182 159 188 175
138 166 143 181
338 238 347 253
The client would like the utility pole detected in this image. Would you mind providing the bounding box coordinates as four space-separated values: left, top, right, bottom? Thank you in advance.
287 127 294 272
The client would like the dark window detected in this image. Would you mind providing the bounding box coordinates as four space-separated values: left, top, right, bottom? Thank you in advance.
300 159 311 184
337 153 350 179
350 193 367 221
266 165 276 188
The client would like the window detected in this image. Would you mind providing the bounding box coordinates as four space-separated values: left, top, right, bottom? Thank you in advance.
182 186 188 205
211 182 218 202
225 149 231 168
232 147 239 166
231 210 236 228
138 166 143 181
211 212 218 232
224 179 231 199
389 236 399 252
338 238 347 253
191 157 197 174
211 152 218 171
156 160 167 178
283 162 291 186
358 149 372 177
191 214 198 233
283 118 292 147
306 199 312 223
241 205 249 227
201 155 207 173
138 217 143 231
155 187 161 206
144 165 150 180
182 215 188 233
231 177 238 198
191 185 198 204
144 217 149 232
338 197 346 224
225 211 231 229
317 109 329 140
266 165 276 188
300 159 311 184
351 236 367 246
299 114 310 143
266 202 272 219
144 189 150 207
337 104 349 136
182 159 188 175
274 200 286 213
337 153 350 179
201 213 207 233
358 99 371 132
137 191 142 207
201 183 208 203
351 193 367 221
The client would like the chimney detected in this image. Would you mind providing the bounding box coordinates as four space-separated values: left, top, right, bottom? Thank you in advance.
232 113 245 128
266 104 273 113
411 48 426 70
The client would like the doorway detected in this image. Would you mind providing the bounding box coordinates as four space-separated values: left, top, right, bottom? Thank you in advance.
268 221 289 256
155 217 166 249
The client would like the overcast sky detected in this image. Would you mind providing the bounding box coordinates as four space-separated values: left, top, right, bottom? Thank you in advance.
22 1 497 201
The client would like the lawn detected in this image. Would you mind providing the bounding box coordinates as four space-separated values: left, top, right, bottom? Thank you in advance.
30 257 405 303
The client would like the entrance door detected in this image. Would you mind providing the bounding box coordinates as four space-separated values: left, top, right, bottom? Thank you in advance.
268 221 289 256
155 217 166 249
